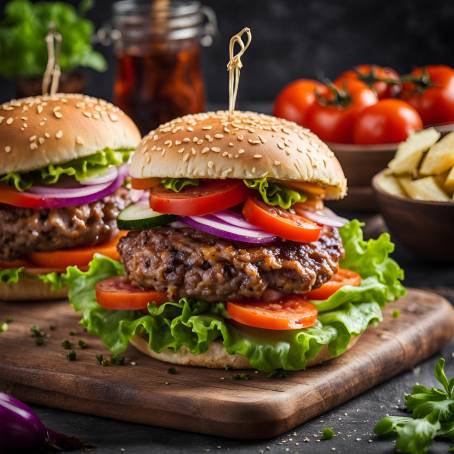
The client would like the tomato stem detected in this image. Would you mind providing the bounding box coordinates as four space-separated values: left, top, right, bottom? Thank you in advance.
316 81 352 108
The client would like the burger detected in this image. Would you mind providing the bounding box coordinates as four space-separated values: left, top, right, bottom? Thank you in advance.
65 111 405 372
0 93 140 301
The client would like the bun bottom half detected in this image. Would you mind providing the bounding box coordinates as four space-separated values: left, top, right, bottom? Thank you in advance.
130 335 360 370
0 276 67 301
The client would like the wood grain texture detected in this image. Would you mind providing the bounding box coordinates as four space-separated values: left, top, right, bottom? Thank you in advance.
0 289 453 440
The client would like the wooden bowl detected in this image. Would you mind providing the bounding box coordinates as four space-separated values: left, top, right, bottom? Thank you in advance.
372 170 454 263
329 142 397 187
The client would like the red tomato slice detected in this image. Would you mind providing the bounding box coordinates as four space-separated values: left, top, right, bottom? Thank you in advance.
150 180 250 216
0 183 50 208
227 296 318 330
95 277 167 310
305 268 361 300
27 232 128 268
242 197 321 243
0 259 32 268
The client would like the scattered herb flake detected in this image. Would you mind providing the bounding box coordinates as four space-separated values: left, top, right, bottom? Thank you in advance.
322 427 335 440
78 339 88 349
69 330 77 336
67 350 77 361
5 316 14 323
61 339 73 350
0 322 8 333
49 324 57 331
96 354 109 367
110 355 126 365
233 373 250 381
267 370 289 379
30 325 45 338
167 367 177 375
392 309 401 318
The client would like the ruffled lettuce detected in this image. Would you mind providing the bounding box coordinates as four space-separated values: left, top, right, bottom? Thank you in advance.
161 178 199 192
0 148 133 192
64 220 405 372
243 177 307 209
0 267 23 285
0 267 66 288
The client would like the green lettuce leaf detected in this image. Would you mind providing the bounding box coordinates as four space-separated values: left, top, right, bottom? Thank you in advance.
0 148 133 192
0 267 66 289
0 267 24 285
313 220 406 313
243 177 307 209
161 178 199 192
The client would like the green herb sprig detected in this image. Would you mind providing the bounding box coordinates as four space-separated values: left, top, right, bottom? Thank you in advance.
375 358 454 454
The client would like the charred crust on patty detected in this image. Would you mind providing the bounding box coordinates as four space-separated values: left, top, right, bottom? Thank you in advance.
118 226 344 302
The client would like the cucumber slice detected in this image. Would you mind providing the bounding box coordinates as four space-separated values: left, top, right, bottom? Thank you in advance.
117 201 177 230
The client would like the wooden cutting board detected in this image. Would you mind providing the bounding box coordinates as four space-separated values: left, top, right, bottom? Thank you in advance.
0 289 453 440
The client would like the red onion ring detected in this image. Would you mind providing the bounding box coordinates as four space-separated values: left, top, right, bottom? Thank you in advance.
28 181 112 198
182 214 276 244
13 166 129 209
211 210 259 230
297 207 348 228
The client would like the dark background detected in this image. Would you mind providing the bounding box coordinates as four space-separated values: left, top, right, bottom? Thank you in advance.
1 0 454 105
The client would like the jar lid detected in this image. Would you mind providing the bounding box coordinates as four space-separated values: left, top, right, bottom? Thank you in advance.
113 0 207 41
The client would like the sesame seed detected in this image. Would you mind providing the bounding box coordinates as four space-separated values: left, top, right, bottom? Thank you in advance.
183 153 190 162
277 142 285 150
30 143 38 150
178 147 185 154
253 154 263 159
38 137 45 145
222 152 228 157
93 113 100 120
208 161 214 169
0 116 4 124
5 146 11 153
161 150 166 157
192 137 199 143
44 133 50 138
214 133 224 139
109 113 118 122
187 126 194 132
6 118 13 125
274 160 281 166
76 136 84 145
54 111 63 119
183 138 191 143
248 139 261 145
237 135 244 141
224 127 230 133
55 130 63 139
164 140 172 147
175 140 182 146
153 135 159 141
191 147 196 155
258 135 266 144
238 149 245 154
202 125 212 130
201 147 210 154
53 106 61 111
211 147 221 153
29 135 37 142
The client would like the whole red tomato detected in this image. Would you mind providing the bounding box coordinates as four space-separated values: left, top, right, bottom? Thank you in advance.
273 79 323 125
353 99 423 144
400 65 454 126
335 64 400 99
305 79 378 143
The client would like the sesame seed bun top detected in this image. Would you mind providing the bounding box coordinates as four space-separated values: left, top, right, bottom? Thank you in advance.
130 111 347 199
0 93 141 174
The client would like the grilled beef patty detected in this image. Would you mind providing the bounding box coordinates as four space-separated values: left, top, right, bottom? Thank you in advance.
118 226 344 302
0 188 131 260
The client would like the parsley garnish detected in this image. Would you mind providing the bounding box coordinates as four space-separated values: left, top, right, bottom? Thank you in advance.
375 358 454 453
267 370 289 379
30 325 46 346
78 339 88 349
167 367 177 375
233 373 250 381
67 350 77 361
61 339 73 350
322 427 335 440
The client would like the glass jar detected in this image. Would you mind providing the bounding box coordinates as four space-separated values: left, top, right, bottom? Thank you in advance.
112 0 216 134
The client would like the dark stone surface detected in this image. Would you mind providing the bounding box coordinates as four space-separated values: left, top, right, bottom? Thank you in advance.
31 216 454 454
